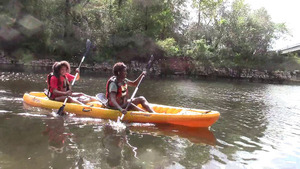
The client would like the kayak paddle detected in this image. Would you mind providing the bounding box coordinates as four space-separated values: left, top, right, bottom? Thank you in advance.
96 93 108 107
57 39 92 115
120 55 154 120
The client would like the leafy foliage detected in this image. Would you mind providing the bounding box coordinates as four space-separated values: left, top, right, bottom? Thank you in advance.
157 38 180 57
0 0 296 72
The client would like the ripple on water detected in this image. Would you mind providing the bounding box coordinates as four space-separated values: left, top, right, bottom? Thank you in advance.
238 136 262 148
17 113 47 118
0 72 45 82
0 97 23 101
129 123 156 127
0 90 7 93
291 125 300 136
108 119 126 133
0 110 12 114
217 139 235 147
210 148 229 164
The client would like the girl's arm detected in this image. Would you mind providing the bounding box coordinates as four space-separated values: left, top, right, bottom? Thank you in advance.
110 92 127 114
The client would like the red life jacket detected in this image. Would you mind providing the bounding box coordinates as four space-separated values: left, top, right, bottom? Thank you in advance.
46 73 70 99
46 73 54 98
105 76 128 107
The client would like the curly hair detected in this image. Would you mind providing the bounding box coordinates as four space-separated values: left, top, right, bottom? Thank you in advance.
113 62 127 76
53 61 71 77
52 62 58 72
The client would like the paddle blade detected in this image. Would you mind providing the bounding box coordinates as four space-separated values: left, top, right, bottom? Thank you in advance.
83 39 92 57
120 114 125 121
57 105 65 116
86 39 91 50
96 93 108 106
146 55 154 70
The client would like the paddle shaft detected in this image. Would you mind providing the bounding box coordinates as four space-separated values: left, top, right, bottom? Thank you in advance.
61 56 85 105
118 55 154 120
57 39 91 115
125 75 145 110
120 75 145 120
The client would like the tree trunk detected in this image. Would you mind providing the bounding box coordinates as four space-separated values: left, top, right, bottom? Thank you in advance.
145 7 148 31
197 0 202 27
198 10 200 27
64 0 71 38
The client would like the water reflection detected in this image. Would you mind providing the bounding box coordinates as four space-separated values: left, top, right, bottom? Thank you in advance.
61 117 216 168
43 117 69 153
1 66 300 168
0 72 46 95
102 124 128 167
129 124 216 146
142 79 271 166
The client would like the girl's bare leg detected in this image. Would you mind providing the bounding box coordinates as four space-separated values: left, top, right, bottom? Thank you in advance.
54 96 85 105
132 96 155 113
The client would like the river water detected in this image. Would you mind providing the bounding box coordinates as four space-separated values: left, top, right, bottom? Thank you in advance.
0 65 300 169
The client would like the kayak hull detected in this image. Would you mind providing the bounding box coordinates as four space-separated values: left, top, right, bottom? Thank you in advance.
23 92 220 127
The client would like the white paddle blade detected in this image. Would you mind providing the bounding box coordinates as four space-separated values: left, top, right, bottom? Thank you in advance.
96 93 108 106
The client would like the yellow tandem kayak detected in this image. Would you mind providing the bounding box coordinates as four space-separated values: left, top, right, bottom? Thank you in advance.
23 92 220 127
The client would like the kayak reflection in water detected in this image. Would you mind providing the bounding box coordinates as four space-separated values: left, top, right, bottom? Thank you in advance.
45 61 97 105
129 124 216 146
106 62 156 114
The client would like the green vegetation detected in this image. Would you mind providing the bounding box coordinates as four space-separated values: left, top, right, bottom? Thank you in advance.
0 0 298 73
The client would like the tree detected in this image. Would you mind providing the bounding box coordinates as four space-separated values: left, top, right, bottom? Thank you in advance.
219 0 287 66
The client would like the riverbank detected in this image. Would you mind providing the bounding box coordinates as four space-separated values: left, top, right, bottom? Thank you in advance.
1 56 299 84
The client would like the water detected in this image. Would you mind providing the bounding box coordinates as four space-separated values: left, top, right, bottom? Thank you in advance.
1 66 300 168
